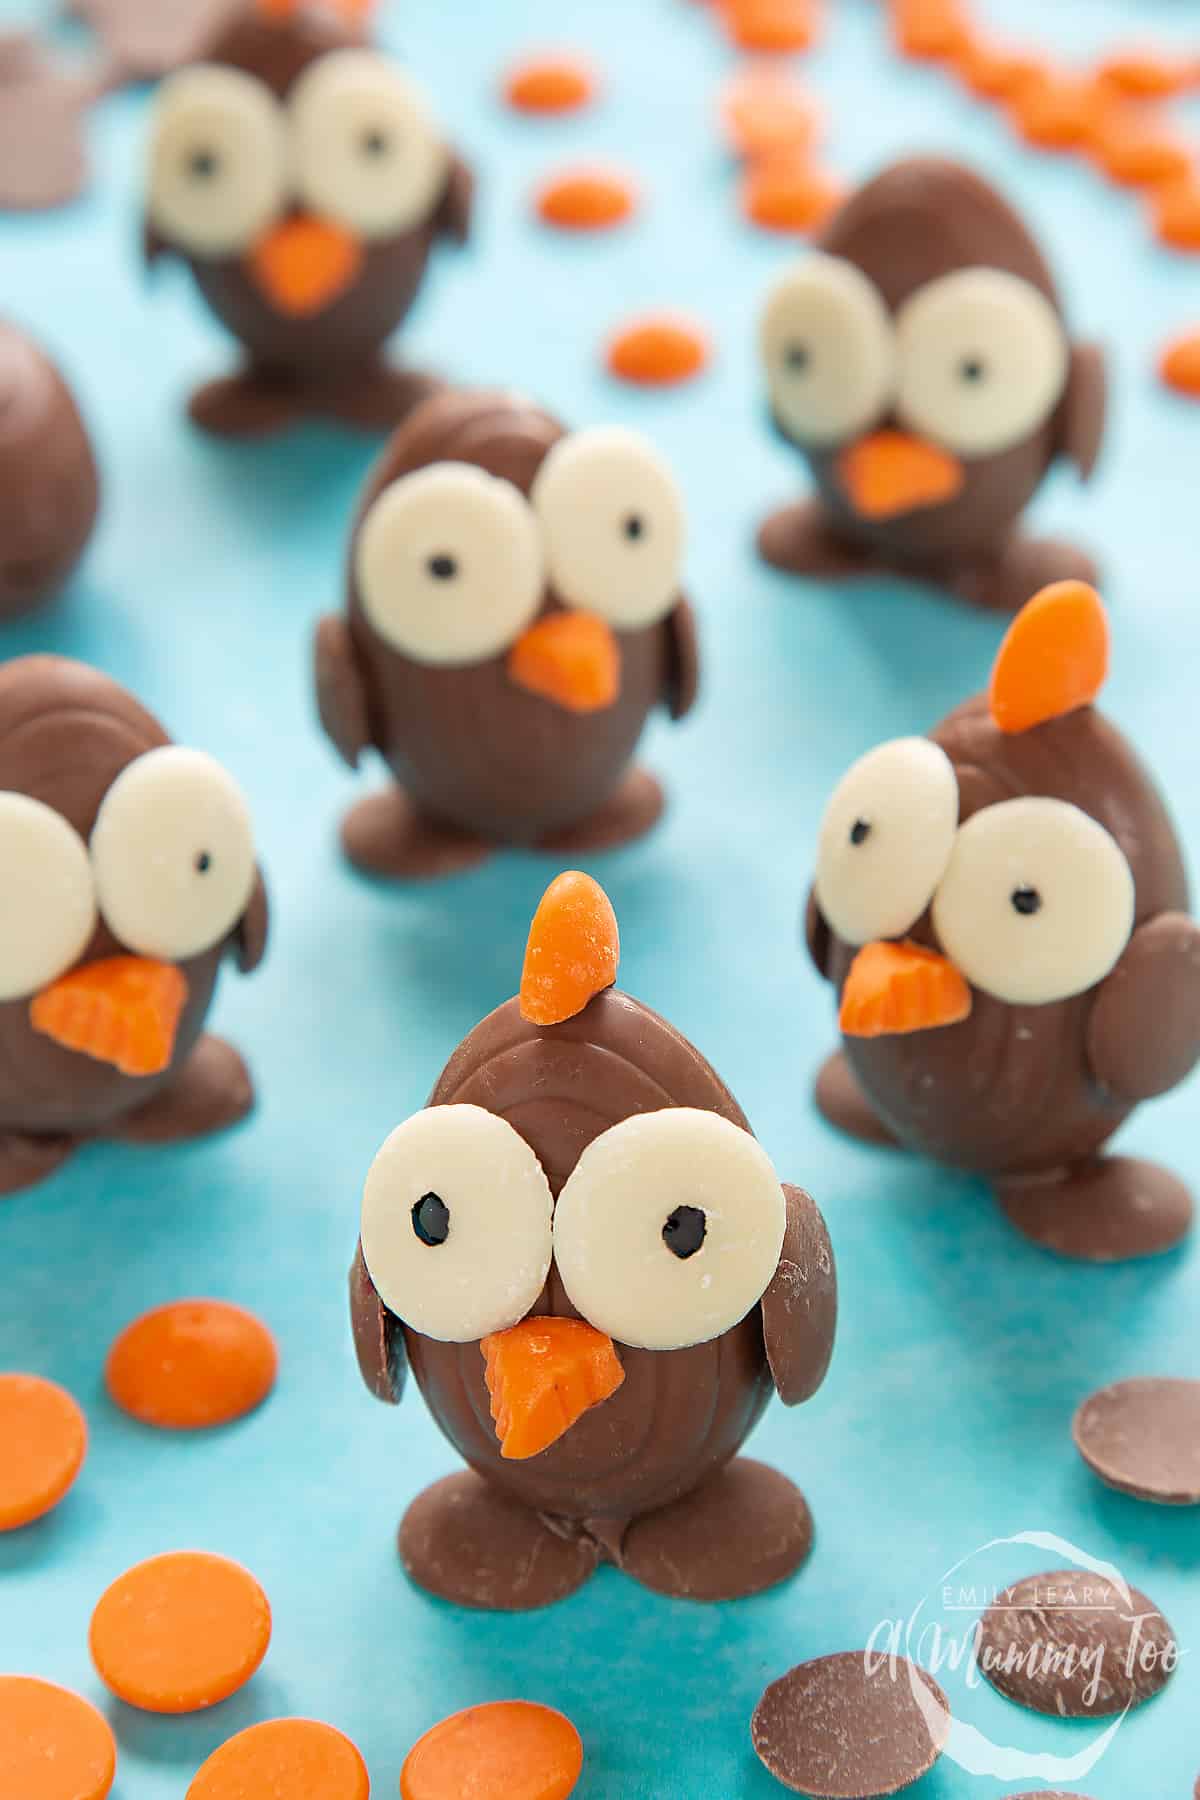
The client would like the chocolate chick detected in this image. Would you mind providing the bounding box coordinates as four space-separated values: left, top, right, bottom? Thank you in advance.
314 389 700 877
807 582 1200 1262
0 656 268 1195
143 0 473 436
0 323 99 620
757 158 1106 612
351 872 836 1609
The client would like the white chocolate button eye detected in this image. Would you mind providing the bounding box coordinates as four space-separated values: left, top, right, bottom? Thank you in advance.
932 797 1135 1006
289 49 449 240
895 268 1069 457
355 463 544 665
815 738 959 947
0 795 96 1002
552 1109 786 1352
530 427 685 630
759 254 895 448
148 66 287 257
90 748 257 962
361 1105 554 1343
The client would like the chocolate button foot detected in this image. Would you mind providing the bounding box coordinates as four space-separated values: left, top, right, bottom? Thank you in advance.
814 1050 901 1148
188 372 306 440
537 766 664 854
0 1131 76 1197
399 1471 601 1612
757 501 873 579
621 1457 813 1601
113 1034 254 1143
341 789 493 882
997 1155 1194 1262
950 533 1100 614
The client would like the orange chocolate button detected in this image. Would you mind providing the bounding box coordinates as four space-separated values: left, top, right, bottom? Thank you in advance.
0 1677 116 1800
105 1299 277 1431
187 1718 369 1800
90 1551 271 1714
401 1701 583 1800
0 1373 87 1530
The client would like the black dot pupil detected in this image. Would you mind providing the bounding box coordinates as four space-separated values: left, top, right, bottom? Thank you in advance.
623 514 644 541
194 851 212 874
428 553 458 580
786 342 810 372
960 356 986 383
850 818 871 846
1011 886 1042 916
412 1192 450 1247
188 148 219 180
662 1204 706 1260
362 128 389 156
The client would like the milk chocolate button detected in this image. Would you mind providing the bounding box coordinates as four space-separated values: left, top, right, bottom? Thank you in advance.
1073 1375 1200 1505
751 1651 950 1796
976 1571 1178 1717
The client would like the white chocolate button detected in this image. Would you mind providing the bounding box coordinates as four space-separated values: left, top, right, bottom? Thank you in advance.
932 796 1135 1006
552 1108 787 1351
530 426 686 630
895 267 1069 457
0 794 96 1002
355 463 544 665
361 1105 554 1343
760 254 895 448
290 49 449 240
90 747 256 961
815 737 959 947
148 65 287 257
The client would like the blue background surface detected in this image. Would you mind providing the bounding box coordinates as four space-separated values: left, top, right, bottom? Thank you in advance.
2 1 1199 1794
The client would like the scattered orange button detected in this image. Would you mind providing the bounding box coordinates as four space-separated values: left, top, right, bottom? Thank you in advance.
741 150 842 232
504 56 596 115
1160 330 1200 398
1152 174 1200 251
719 67 817 158
105 1299 278 1431
1008 70 1112 152
187 1718 369 1800
952 39 1042 100
90 1551 271 1714
1091 113 1194 188
0 1677 116 1800
889 0 970 62
606 314 710 386
1096 49 1192 100
401 1701 583 1800
720 0 819 55
535 168 637 231
0 1373 87 1531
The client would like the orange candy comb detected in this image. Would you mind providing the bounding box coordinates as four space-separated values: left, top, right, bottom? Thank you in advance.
482 1318 625 1460
30 957 187 1077
988 580 1110 734
839 941 972 1038
519 872 619 1026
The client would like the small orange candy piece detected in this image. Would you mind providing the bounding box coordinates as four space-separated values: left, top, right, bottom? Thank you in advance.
1096 49 1193 100
741 150 842 232
719 67 818 158
952 39 1042 100
1008 69 1112 152
401 1701 583 1800
483 1317 626 1460
535 168 637 231
0 1373 87 1530
1091 111 1194 188
890 0 970 62
1152 174 1200 252
504 55 596 114
30 955 187 1078
187 1718 369 1800
1160 330 1200 399
106 1299 278 1431
988 579 1109 734
606 314 710 386
840 942 972 1038
720 0 819 55
0 1677 116 1800
90 1551 272 1714
520 870 619 1027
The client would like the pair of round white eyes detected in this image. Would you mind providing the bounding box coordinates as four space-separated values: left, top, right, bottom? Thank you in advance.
148 52 447 257
0 748 256 1003
816 738 1135 1007
355 427 686 666
360 1104 786 1351
761 255 1069 457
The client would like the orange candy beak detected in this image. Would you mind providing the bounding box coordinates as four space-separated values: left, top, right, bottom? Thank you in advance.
836 430 965 521
507 611 621 714
248 215 364 318
839 940 972 1038
30 957 188 1077
482 1317 625 1460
